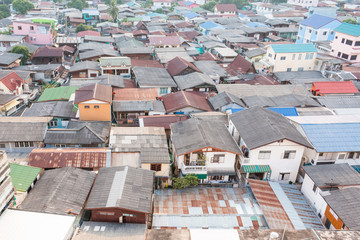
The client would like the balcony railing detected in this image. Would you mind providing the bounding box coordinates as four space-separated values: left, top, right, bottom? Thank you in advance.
181 164 207 175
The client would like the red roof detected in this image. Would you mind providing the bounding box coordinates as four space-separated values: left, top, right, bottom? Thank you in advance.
132 30 148 36
175 22 194 28
29 148 108 169
69 18 85 23
33 46 64 58
162 91 213 112
113 88 158 101
236 75 279 85
149 35 181 46
226 54 254 76
0 72 23 92
77 30 101 37
194 52 221 62
313 81 359 94
215 4 237 12
178 31 199 41
139 114 188 129
131 59 164 68
166 57 201 76
74 83 113 104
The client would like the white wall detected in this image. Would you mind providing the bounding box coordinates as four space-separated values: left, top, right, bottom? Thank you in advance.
301 174 327 218
167 106 206 116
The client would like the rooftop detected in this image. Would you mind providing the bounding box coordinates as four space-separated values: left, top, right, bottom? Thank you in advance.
300 14 338 29
334 22 360 37
38 86 79 102
9 163 42 192
270 44 317 53
162 91 213 112
313 81 359 95
74 83 112 104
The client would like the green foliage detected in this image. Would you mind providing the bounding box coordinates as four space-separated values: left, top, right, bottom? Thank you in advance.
202 1 216 11
220 0 247 9
155 8 164 14
104 0 123 4
75 23 94 33
343 18 358 25
2 0 13 5
67 0 88 10
173 174 199 190
11 45 30 65
0 5 10 19
12 0 34 15
107 0 119 22
145 0 152 8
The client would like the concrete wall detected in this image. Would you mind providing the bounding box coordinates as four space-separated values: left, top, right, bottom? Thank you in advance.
78 100 111 121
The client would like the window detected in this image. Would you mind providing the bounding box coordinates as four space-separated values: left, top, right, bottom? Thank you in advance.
212 154 225 163
280 56 286 60
342 53 349 59
123 213 136 217
160 88 168 94
314 31 318 35
258 151 271 159
292 54 296 60
15 142 34 148
309 29 312 33
283 150 296 159
319 153 324 157
150 164 161 171
299 27 303 30
355 41 360 46
348 152 355 159
99 212 115 215
30 26 34 30
346 39 353 46
84 105 90 109
312 183 317 192
268 53 272 58
331 31 334 35
18 26 22 30
55 144 66 148
341 38 345 43
48 120 58 127
209 176 224 180
0 143 5 148
337 52 341 57
351 55 357 60
94 105 99 109
287 68 292 72
279 173 290 181
30 37 33 41
356 152 360 159
298 67 304 71
338 153 345 159
298 54 302 60
335 36 338 39
322 31 327 36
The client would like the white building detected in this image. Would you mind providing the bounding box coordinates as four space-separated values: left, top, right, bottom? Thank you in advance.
170 118 241 183
301 164 360 220
287 0 319 8
152 0 172 10
228 107 313 184
0 151 14 215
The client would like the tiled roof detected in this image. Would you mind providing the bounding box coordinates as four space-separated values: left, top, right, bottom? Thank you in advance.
131 59 163 68
28 148 109 169
139 114 188 129
313 81 359 94
162 91 212 112
133 66 177 87
0 71 23 92
77 30 101 37
33 46 64 58
300 14 338 29
74 83 112 103
334 22 360 37
226 55 253 76
173 72 215 90
149 36 181 46
270 44 317 53
215 4 237 12
0 52 22 65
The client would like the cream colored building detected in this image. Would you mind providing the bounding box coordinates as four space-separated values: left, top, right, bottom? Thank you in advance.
264 44 318 72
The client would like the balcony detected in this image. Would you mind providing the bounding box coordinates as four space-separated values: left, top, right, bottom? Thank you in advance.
181 164 207 175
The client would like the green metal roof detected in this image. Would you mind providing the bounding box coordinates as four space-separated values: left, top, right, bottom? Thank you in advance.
100 57 131 67
334 23 360 37
10 163 42 192
38 86 79 102
270 44 317 53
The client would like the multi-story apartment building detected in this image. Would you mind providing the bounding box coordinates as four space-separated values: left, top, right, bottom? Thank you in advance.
0 151 15 215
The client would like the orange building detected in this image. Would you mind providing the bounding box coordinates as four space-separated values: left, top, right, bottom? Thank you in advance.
74 83 112 121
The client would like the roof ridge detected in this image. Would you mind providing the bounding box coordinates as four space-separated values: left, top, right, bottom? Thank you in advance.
84 124 105 142
182 91 191 106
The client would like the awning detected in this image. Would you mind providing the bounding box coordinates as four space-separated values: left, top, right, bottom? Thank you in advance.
242 165 271 173
352 165 360 173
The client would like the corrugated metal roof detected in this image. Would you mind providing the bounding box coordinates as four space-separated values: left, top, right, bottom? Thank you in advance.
9 163 41 192
300 14 338 29
301 123 360 152
270 44 317 53
267 107 299 116
334 23 360 37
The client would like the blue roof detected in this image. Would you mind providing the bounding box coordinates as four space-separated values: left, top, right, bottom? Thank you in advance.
301 123 360 152
300 14 337 29
183 1 195 6
271 44 317 53
200 21 223 30
228 108 245 113
184 12 199 19
246 22 268 28
334 23 360 37
267 107 298 116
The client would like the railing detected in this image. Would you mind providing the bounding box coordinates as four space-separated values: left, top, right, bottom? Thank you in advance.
181 164 207 174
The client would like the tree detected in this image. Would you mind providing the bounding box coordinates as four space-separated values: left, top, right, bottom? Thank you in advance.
104 0 122 4
0 5 10 19
75 23 94 33
343 18 358 25
145 0 152 8
202 1 216 11
67 0 88 11
12 0 34 15
11 45 30 65
107 0 119 23
173 174 199 190
155 8 164 14
1 0 13 5
220 0 247 9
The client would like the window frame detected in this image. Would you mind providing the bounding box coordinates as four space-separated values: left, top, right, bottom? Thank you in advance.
258 151 271 159
283 150 296 159
150 164 162 171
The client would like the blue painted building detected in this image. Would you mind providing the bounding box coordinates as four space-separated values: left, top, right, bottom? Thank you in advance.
296 14 342 44
82 9 100 25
